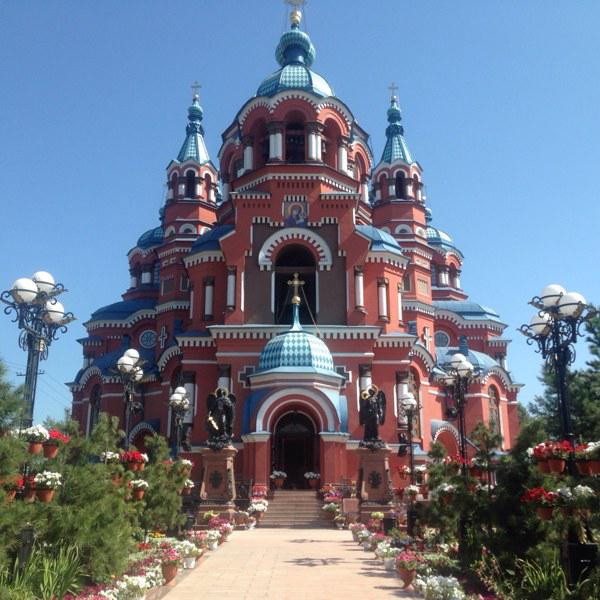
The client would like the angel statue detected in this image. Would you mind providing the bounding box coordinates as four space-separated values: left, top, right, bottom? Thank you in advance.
359 384 386 449
206 387 236 450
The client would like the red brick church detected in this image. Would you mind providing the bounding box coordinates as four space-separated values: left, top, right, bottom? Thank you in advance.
70 6 520 489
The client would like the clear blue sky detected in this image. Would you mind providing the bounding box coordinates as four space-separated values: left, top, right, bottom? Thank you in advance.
1 1 598 423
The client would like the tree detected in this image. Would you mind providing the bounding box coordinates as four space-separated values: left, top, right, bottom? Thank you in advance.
0 359 24 433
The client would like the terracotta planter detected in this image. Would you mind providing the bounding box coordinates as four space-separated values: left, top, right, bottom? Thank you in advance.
28 442 43 455
547 458 566 474
308 479 318 489
137 462 145 471
441 493 452 506
43 443 59 459
23 489 36 504
111 475 123 487
274 478 284 489
575 460 591 476
589 460 600 475
537 506 553 520
182 487 192 496
397 567 416 588
161 562 178 584
537 459 550 474
127 462 138 472
36 489 55 503
5 489 17 502
132 489 145 500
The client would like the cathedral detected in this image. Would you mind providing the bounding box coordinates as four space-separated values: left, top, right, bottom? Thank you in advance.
70 6 520 489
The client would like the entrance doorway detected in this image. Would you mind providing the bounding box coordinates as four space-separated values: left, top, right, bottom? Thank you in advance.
272 412 318 489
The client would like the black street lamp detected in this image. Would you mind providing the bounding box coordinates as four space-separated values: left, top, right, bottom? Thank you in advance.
519 284 596 450
116 349 144 450
1 272 75 429
398 391 418 536
439 352 482 553
169 386 190 458
519 284 597 583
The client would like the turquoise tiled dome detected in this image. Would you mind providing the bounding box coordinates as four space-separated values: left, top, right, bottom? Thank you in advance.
257 307 335 374
137 226 163 249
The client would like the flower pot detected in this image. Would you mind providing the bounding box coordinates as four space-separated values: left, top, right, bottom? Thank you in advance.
397 567 416 588
161 562 178 584
132 489 145 500
36 489 55 503
537 506 553 520
183 557 196 569
208 541 218 551
127 462 138 472
43 443 59 459
308 479 318 489
575 461 591 476
547 458 566 474
5 489 17 503
137 462 145 471
23 489 36 504
537 459 550 474
182 487 192 496
384 557 396 571
111 475 122 487
28 442 43 455
589 460 600 475
274 478 284 489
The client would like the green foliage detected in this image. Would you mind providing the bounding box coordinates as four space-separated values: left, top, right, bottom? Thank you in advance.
137 434 186 533
0 544 84 600
0 359 24 433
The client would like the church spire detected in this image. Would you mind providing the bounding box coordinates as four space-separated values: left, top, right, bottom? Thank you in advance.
176 84 211 164
275 0 316 68
379 85 414 165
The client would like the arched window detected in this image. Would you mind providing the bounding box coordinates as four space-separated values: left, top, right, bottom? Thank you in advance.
184 170 196 198
412 174 421 199
170 172 179 197
403 274 411 292
488 386 501 436
395 172 406 199
379 174 388 200
274 245 317 325
204 174 213 201
89 384 101 435
285 122 305 163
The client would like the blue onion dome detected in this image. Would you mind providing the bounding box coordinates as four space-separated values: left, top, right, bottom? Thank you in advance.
137 226 164 250
387 95 403 127
379 94 414 165
257 289 335 374
256 10 333 98
425 206 433 223
187 94 203 122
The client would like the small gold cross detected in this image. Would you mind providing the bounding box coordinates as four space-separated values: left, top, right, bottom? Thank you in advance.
287 272 305 305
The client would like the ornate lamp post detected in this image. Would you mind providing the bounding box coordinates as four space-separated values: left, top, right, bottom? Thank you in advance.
169 386 190 458
519 284 597 583
116 349 144 449
1 272 75 429
519 284 595 451
398 391 418 535
439 352 481 552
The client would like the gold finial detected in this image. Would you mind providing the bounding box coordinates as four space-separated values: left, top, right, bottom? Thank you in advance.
287 272 305 305
388 82 399 101
286 0 305 26
191 81 201 101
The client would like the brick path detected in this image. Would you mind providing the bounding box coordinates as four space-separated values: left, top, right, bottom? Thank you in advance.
163 528 420 600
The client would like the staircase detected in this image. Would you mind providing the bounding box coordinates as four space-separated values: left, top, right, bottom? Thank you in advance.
260 490 331 528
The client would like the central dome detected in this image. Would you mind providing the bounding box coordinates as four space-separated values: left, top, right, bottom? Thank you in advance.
256 15 334 98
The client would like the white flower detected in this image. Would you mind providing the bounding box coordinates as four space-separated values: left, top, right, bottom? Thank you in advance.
179 459 193 467
303 471 320 479
557 487 574 501
34 471 62 489
573 485 594 497
23 425 49 442
526 447 534 457
184 478 195 489
415 464 428 473
406 484 420 495
437 483 455 493
100 451 121 464
414 575 466 599
140 453 149 463
270 470 287 479
130 479 148 490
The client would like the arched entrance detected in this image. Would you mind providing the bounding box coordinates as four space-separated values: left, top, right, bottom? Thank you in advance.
272 412 318 488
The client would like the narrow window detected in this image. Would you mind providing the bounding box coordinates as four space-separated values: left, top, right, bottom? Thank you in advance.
185 170 196 198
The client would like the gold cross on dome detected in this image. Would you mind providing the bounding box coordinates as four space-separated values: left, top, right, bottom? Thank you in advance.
388 82 399 99
287 272 305 305
286 0 306 8
191 81 201 100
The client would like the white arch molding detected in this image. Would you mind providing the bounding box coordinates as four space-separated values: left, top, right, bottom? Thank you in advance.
255 387 337 432
258 227 333 271
128 421 157 444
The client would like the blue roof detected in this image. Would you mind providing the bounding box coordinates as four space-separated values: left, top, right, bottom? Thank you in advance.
90 299 156 321
137 226 164 250
73 345 157 383
378 96 414 165
433 300 503 323
436 347 500 373
190 224 234 253
176 95 211 164
257 304 338 375
356 225 405 257
256 20 333 98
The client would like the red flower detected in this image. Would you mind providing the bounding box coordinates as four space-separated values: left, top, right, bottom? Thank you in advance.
520 487 557 507
48 429 71 444
122 450 145 463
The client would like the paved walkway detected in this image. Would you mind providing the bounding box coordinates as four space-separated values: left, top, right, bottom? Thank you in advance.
163 528 420 600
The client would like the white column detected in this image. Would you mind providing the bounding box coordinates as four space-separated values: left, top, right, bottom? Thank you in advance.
130 275 137 288
195 182 201 196
354 268 364 309
375 185 381 201
168 188 174 200
243 143 253 171
397 285 403 322
316 135 322 161
440 269 449 286
361 181 369 204
307 131 317 160
178 183 185 197
388 183 395 198
359 365 372 392
204 278 214 319
396 373 409 425
217 365 231 392
338 144 348 173
275 132 283 159
226 268 236 309
141 271 152 284
269 133 276 160
222 181 230 202
378 278 389 320
453 272 461 289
